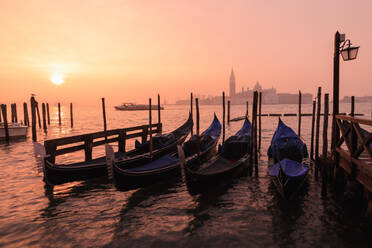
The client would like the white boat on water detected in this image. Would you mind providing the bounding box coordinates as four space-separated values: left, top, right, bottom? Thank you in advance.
114 103 164 111
0 122 28 141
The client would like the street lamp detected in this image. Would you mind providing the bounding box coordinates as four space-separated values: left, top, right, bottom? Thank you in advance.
340 40 360 61
331 31 360 154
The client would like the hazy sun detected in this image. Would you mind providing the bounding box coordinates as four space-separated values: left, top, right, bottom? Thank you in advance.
51 72 64 85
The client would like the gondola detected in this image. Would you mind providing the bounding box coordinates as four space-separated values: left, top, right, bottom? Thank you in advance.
268 158 309 199
41 113 193 185
267 118 308 165
111 114 221 190
183 117 252 192
267 118 309 198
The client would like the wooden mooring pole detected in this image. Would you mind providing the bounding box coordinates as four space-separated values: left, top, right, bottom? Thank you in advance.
259 92 262 153
46 103 50 125
322 94 329 157
222 92 225 143
23 102 29 126
246 101 249 118
351 96 355 116
58 103 61 125
298 90 302 137
196 98 200 137
315 87 322 161
70 103 73 128
14 103 17 123
30 96 37 141
149 98 153 156
310 100 316 161
227 100 230 124
42 103 47 132
195 97 200 157
157 94 162 133
102 98 107 142
190 93 193 136
35 102 41 129
253 91 258 167
1 104 10 142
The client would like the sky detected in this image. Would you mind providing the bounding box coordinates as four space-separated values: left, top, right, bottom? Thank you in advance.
0 0 371 106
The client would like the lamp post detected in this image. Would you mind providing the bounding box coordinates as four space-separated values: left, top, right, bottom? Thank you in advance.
331 31 360 154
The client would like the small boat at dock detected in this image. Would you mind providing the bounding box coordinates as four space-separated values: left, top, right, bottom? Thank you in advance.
40 114 192 185
268 118 308 164
183 117 251 193
0 122 28 141
267 118 309 198
110 114 221 190
114 103 164 111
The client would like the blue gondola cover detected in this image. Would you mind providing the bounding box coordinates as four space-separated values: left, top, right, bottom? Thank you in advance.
268 119 308 162
268 158 309 179
125 154 180 172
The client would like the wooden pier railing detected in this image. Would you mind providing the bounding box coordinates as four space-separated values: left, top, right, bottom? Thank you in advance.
44 123 162 164
334 115 372 192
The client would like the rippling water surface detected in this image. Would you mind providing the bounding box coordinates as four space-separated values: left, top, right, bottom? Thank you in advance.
1 103 371 248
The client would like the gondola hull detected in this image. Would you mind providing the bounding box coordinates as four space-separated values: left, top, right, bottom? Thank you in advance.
184 118 252 194
113 115 221 190
268 158 309 199
42 114 193 185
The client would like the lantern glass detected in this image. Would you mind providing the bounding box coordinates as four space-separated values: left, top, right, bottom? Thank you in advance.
341 46 359 61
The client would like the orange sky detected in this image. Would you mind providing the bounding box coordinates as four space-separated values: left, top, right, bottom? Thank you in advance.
1 0 371 106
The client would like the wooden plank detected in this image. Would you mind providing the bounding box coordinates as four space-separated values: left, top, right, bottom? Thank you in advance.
118 130 126 153
45 124 157 146
84 135 93 161
337 148 372 192
336 115 372 126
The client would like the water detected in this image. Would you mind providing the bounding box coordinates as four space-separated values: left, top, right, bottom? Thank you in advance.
1 103 372 248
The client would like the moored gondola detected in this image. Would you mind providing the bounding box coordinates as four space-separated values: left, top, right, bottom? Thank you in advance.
268 158 309 199
183 117 252 193
268 118 308 165
267 118 309 199
41 113 193 185
111 114 221 190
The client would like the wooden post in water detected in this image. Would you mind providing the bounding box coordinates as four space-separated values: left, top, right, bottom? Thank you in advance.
315 87 322 161
23 103 29 126
227 100 230 124
35 102 41 129
246 101 249 118
298 90 302 137
149 98 153 156
195 97 200 157
157 94 161 133
322 94 329 157
0 105 1 123
14 103 17 123
252 91 258 167
259 92 262 153
222 92 225 144
350 95 357 178
1 105 10 142
351 96 355 116
70 103 73 128
190 93 193 136
30 96 37 141
46 103 50 125
10 104 14 123
310 100 316 161
102 98 107 142
42 103 47 132
58 103 61 125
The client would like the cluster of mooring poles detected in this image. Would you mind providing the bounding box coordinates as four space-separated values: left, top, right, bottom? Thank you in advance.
100 94 163 158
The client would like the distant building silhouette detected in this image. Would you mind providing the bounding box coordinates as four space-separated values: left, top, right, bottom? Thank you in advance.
175 69 313 105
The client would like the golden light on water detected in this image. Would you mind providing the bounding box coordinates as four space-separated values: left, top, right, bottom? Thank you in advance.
51 72 64 85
